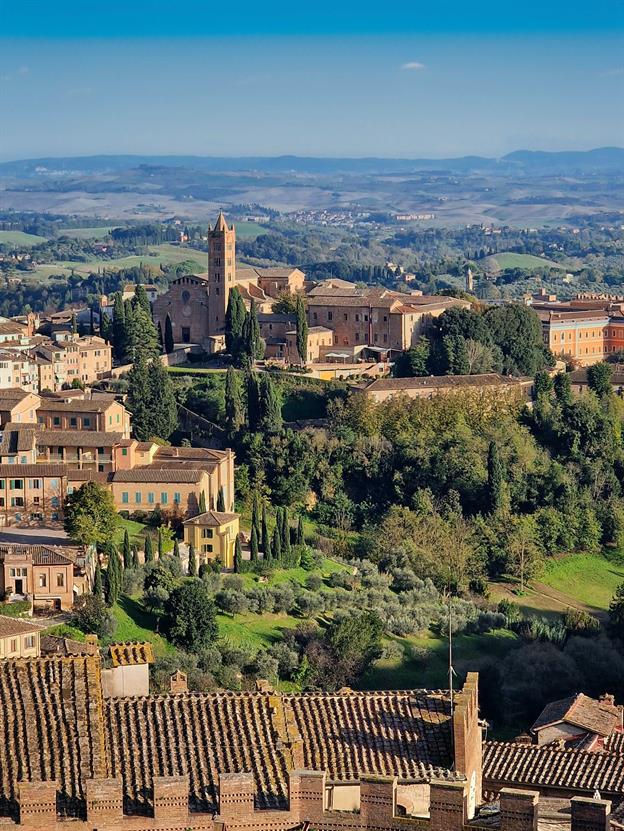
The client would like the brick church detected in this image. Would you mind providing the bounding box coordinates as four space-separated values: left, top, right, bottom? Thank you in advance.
152 213 305 353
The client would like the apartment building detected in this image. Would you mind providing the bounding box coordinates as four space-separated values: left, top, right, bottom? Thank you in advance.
0 463 66 524
109 467 211 516
0 389 40 427
36 396 131 437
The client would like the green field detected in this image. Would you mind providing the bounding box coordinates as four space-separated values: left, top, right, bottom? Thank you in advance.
484 251 566 272
59 226 115 239
360 628 519 690
217 612 300 650
19 243 206 282
110 596 173 655
0 230 48 247
538 552 624 610
234 221 267 240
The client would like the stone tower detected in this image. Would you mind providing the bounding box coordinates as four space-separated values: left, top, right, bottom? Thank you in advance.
465 267 474 293
207 212 236 341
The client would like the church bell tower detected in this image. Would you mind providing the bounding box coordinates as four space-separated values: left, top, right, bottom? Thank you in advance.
207 212 236 341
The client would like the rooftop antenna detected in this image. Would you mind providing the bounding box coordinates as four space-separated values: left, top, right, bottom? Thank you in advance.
448 590 455 716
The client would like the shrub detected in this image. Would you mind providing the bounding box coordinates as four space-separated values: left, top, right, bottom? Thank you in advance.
71 595 115 639
0 600 31 617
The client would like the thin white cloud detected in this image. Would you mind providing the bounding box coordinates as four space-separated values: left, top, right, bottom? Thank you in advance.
17 66 29 75
401 61 425 71
600 67 624 77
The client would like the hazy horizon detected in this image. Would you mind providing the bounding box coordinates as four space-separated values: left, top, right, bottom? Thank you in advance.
2 1 623 161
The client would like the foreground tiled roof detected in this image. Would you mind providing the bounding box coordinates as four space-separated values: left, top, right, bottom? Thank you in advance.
0 463 66 478
532 693 621 737
106 688 455 815
483 741 624 796
0 656 108 817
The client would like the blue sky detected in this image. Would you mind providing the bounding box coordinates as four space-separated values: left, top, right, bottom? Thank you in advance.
1 1 623 159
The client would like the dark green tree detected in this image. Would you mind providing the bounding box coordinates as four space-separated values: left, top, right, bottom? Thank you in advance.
157 526 164 559
72 595 115 639
245 300 263 361
609 582 624 636
295 294 308 364
63 481 119 547
164 313 175 354
250 525 259 562
131 544 139 569
261 504 270 553
587 362 613 398
393 339 430 377
225 286 246 357
225 366 244 438
144 533 154 563
281 506 291 560
487 441 505 515
246 370 261 431
259 373 282 434
105 546 122 607
173 537 180 558
296 515 305 546
122 529 132 570
93 563 103 599
188 543 197 577
126 355 152 439
217 487 226 512
554 372 573 405
146 359 178 440
199 490 207 513
134 284 151 314
164 581 218 651
234 535 243 573
272 523 282 563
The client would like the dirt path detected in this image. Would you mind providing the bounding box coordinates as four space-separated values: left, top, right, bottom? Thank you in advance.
529 580 608 622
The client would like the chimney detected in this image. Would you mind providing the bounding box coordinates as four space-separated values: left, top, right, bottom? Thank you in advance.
169 670 188 694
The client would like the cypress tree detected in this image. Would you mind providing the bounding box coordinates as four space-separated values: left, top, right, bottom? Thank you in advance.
199 491 207 513
131 544 139 569
122 529 132 569
105 547 122 606
188 543 197 577
225 286 246 356
296 294 308 364
282 507 291 561
157 320 164 352
147 359 178 440
89 308 95 336
93 563 103 598
71 310 77 335
261 504 269 552
112 292 126 361
250 525 259 562
144 533 154 563
296 515 305 546
100 311 112 343
135 284 151 314
157 526 164 559
251 492 260 540
225 367 244 438
234 535 243 573
246 371 261 432
164 313 175 354
264 528 272 563
126 355 152 440
217 487 226 512
247 300 263 360
259 374 282 434
173 538 180 558
487 441 505 515
272 524 282 564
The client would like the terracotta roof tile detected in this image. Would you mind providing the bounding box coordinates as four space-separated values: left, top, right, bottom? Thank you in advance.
183 510 239 526
0 617 41 638
109 641 154 667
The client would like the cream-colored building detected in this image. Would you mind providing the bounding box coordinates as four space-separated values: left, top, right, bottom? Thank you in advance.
0 389 40 427
183 510 240 570
36 396 131 437
110 467 211 518
0 617 41 659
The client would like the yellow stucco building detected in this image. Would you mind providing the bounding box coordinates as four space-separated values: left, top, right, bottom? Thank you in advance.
183 510 240 570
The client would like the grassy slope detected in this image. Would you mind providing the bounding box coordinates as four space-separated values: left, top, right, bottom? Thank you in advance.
0 230 48 246
110 596 173 655
538 552 624 610
360 628 519 690
484 251 565 272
